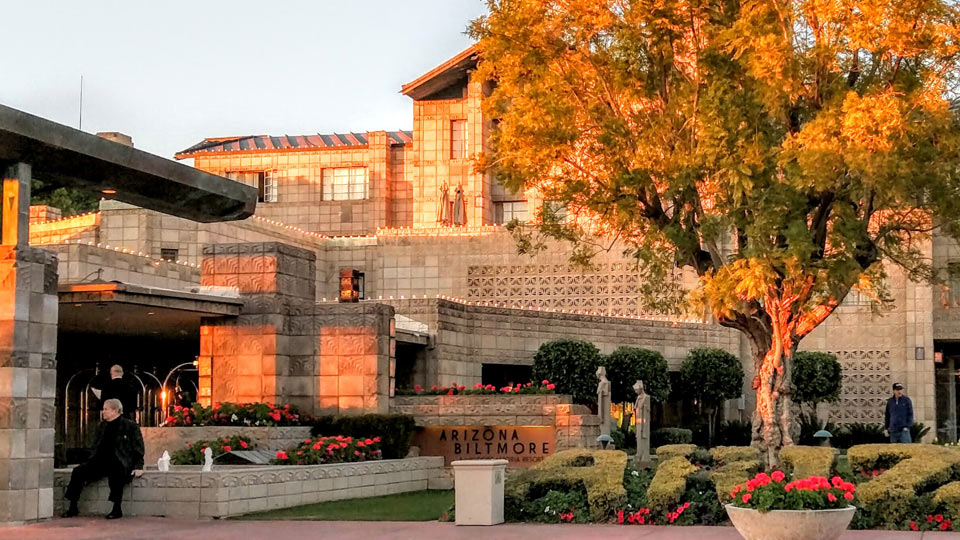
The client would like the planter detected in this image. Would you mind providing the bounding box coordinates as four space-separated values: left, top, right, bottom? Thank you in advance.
141 426 312 464
725 504 856 540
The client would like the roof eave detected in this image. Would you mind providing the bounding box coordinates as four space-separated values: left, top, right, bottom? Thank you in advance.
401 44 478 100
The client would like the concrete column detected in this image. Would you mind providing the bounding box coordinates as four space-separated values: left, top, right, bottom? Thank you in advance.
2 163 30 246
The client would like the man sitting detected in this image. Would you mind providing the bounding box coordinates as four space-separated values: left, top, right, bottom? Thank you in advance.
62 398 145 519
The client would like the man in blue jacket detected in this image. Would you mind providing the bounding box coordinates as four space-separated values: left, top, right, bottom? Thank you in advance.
884 382 914 443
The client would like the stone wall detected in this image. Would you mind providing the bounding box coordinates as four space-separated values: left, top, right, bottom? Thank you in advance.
140 426 312 464
45 242 200 290
54 456 445 518
392 394 600 454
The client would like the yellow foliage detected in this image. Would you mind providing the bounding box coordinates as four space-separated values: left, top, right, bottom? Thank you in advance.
709 446 762 503
655 444 697 461
779 446 836 479
648 456 699 510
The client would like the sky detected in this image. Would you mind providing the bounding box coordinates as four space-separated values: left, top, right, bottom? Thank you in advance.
0 1 487 160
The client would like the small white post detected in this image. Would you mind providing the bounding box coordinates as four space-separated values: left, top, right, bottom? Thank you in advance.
452 459 508 526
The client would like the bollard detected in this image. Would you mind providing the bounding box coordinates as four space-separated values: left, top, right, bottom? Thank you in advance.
452 459 508 525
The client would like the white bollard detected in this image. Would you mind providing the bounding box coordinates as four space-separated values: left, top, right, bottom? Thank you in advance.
452 459 508 526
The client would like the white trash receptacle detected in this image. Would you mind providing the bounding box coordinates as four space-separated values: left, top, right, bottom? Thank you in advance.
452 459 508 525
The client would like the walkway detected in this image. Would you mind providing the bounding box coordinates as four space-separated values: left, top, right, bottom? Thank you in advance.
2 519 960 540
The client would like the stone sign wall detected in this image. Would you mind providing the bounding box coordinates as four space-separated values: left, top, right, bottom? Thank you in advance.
416 425 556 466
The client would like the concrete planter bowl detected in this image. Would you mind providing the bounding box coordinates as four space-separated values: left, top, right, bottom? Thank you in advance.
725 504 856 540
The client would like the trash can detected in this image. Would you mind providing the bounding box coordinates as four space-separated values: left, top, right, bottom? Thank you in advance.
452 459 508 525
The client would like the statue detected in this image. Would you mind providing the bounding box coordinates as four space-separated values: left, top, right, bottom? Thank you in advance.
597 366 611 438
634 380 651 465
157 450 171 472
452 184 466 226
202 447 213 472
438 183 451 225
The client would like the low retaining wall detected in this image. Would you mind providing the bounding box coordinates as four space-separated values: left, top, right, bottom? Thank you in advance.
141 426 313 464
54 456 445 518
391 394 601 465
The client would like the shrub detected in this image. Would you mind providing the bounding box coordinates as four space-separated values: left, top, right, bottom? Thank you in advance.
779 446 836 479
681 471 726 525
170 435 253 465
610 427 637 453
165 402 314 427
652 428 692 448
709 446 762 504
791 352 842 417
647 456 698 510
505 449 628 522
532 339 602 406
730 471 856 512
832 423 886 449
849 444 960 526
273 434 382 465
680 348 744 446
935 481 960 518
623 466 654 510
521 489 590 523
312 414 415 460
655 444 697 461
912 423 932 443
715 420 752 447
603 347 671 407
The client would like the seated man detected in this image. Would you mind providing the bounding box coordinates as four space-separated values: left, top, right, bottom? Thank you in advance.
62 398 144 519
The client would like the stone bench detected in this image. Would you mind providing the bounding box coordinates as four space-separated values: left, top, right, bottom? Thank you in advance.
53 456 445 518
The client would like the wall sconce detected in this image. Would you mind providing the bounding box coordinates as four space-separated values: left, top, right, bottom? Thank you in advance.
915 347 925 361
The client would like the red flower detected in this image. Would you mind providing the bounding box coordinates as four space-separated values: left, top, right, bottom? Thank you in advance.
354 451 361 456
365 438 373 445
542 380 549 385
240 440 248 449
942 522 951 531
910 521 918 531
275 450 288 460
458 385 465 391
617 510 624 524
843 492 853 500
547 384 556 390
222 445 231 452
186 442 191 447
831 475 843 487
771 470 785 482
936 514 944 523
827 493 837 503
741 494 751 503
683 502 690 509
928 515 935 523
213 403 221 410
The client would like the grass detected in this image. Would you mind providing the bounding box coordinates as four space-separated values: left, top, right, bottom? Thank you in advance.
234 490 454 521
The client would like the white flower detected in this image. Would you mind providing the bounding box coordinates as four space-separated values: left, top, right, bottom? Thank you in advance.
631 470 639 477
231 414 239 422
544 506 550 513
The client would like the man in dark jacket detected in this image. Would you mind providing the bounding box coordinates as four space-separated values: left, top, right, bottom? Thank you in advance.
884 382 915 443
62 398 144 519
92 365 138 420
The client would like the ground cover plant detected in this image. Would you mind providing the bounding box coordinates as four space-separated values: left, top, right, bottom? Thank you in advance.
164 402 313 427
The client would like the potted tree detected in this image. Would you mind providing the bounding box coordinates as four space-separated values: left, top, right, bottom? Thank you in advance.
726 471 856 540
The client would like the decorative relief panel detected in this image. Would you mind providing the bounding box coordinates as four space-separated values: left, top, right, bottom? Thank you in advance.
465 263 678 316
824 350 892 424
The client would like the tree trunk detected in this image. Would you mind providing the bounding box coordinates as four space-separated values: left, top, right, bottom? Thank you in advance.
749 334 796 467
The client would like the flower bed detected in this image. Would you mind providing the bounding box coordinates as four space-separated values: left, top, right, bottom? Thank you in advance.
396 380 556 396
164 402 314 427
273 435 382 465
141 425 312 464
170 435 253 465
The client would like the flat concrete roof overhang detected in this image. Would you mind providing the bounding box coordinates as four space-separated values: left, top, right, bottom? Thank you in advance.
0 104 257 222
58 282 242 338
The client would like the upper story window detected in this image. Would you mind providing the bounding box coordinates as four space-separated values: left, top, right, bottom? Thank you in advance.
226 171 277 203
451 120 467 159
494 201 527 225
322 167 368 201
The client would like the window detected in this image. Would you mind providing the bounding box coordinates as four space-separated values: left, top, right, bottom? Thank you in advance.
494 201 528 224
322 167 368 201
226 171 277 203
451 120 467 159
842 289 872 307
160 248 178 262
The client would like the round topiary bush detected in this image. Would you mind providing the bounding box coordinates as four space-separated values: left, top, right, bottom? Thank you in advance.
532 339 602 405
680 348 744 446
604 346 671 406
791 351 842 418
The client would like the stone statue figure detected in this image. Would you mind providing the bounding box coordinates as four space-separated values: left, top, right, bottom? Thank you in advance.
201 447 213 472
634 380 651 465
597 366 612 438
452 184 466 226
437 183 451 225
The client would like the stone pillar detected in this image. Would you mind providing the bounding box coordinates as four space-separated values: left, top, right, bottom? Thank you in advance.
0 163 58 523
199 243 316 412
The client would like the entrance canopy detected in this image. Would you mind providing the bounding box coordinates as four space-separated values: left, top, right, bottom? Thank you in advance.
58 282 241 338
0 104 256 222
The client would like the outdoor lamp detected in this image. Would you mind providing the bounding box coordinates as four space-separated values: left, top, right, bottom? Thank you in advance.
596 434 614 450
813 429 833 447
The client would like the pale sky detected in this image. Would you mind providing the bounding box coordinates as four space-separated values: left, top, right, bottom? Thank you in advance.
0 1 487 160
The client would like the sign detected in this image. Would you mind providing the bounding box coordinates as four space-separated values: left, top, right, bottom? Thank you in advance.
416 426 556 467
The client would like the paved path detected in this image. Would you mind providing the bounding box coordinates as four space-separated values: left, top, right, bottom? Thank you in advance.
3 519 960 540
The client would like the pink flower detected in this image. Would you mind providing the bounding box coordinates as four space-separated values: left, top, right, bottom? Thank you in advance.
240 440 248 449
910 521 918 531
741 494 751 503
275 450 288 460
771 470 785 482
843 492 853 500
827 493 837 503
547 384 556 390
542 380 549 385
221 445 231 452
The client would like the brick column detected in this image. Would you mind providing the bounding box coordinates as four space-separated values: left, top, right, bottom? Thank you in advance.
0 163 58 522
199 243 316 412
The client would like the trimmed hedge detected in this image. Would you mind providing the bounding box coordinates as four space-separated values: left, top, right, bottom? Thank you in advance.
652 428 693 448
647 456 699 510
934 481 960 517
849 444 960 526
505 449 628 522
709 446 762 504
311 414 415 460
655 444 697 461
779 446 835 479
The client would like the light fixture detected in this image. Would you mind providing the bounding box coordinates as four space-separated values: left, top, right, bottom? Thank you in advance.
101 188 116 195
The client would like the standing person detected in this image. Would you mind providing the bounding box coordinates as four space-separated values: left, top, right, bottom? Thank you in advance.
884 382 915 443
92 365 137 420
61 399 144 519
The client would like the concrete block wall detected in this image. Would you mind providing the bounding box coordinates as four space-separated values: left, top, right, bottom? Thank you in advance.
45 243 200 290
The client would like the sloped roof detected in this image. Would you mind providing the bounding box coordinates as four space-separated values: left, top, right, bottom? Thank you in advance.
175 131 413 159
401 45 478 100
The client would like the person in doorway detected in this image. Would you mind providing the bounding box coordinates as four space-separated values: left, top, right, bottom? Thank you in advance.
884 382 915 443
92 365 137 420
61 399 144 519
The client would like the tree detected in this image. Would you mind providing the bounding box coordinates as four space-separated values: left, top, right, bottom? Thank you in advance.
31 179 99 216
604 346 671 428
680 348 744 446
470 0 960 463
791 351 842 419
532 339 602 405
